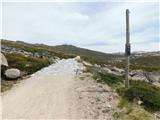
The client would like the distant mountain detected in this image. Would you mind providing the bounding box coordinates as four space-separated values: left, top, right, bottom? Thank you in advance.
132 51 160 57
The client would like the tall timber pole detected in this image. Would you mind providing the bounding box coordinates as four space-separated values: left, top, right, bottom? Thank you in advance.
125 9 131 88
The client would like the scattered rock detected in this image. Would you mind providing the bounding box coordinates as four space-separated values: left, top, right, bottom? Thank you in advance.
83 86 109 93
103 67 112 73
152 82 160 88
137 100 143 105
5 68 21 79
94 64 101 68
55 56 60 62
154 112 160 119
48 57 56 64
25 64 30 67
102 109 110 113
106 104 112 108
111 66 124 73
83 61 92 67
74 56 81 62
102 66 124 76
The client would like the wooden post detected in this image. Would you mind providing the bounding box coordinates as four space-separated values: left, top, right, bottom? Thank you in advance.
125 9 130 88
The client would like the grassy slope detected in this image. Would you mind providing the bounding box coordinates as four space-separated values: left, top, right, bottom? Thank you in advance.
130 56 160 72
1 40 76 59
52 45 122 65
5 53 50 74
2 39 160 72
1 40 120 64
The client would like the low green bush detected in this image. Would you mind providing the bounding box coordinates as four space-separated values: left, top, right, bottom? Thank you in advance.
116 81 160 111
98 72 123 86
124 81 160 111
6 53 50 74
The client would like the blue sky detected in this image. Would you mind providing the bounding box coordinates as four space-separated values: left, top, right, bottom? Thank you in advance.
1 1 159 53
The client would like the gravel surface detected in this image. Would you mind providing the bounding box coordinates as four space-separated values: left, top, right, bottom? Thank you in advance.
2 58 118 119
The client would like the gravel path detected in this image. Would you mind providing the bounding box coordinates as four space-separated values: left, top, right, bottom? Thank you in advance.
2 58 118 119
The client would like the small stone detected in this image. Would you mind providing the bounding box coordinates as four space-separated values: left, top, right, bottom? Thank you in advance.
102 109 110 113
138 100 143 105
91 101 94 104
79 96 83 99
106 104 111 108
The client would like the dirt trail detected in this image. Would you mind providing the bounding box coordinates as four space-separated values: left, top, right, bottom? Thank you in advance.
2 58 118 119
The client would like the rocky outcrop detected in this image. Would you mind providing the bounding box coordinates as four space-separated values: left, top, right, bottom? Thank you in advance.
102 66 160 87
5 68 21 79
129 70 149 82
130 70 160 87
1 53 9 76
1 46 34 57
1 53 8 66
2 45 54 60
130 70 160 82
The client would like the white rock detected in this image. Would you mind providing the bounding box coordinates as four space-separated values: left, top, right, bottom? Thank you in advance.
111 66 124 73
74 56 81 62
147 72 160 82
103 67 112 73
5 68 21 79
130 70 143 76
106 104 111 108
138 100 143 105
0 53 8 66
130 70 148 82
83 61 92 66
152 82 160 88
94 64 101 67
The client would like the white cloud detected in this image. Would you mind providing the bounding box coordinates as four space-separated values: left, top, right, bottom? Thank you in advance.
1 2 159 53
2 0 159 2
0 2 2 38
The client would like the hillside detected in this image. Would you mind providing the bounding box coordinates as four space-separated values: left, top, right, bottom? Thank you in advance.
1 39 121 64
1 39 160 72
1 39 160 119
